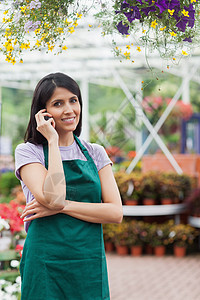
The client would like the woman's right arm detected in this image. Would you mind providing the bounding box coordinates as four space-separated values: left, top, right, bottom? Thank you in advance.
20 109 66 210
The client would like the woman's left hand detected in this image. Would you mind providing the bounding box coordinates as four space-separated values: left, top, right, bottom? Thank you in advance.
21 198 61 222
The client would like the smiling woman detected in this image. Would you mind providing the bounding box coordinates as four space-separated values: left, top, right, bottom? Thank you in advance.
14 72 123 300
45 87 81 145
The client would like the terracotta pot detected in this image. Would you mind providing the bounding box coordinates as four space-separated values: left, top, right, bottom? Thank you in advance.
154 245 166 256
145 244 154 255
116 245 129 255
131 245 143 256
161 198 173 205
104 241 114 252
143 198 156 205
124 199 138 205
173 245 186 257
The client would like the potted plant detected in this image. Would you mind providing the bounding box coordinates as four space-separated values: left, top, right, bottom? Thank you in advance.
103 223 117 252
186 188 200 217
169 222 198 257
149 222 171 256
114 172 141 205
160 176 178 205
127 220 146 256
113 221 129 255
140 172 160 205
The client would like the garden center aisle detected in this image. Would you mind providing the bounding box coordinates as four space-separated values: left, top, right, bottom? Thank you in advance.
106 253 200 300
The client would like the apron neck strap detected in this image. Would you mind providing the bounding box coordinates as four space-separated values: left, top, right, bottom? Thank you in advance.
42 134 92 169
73 134 92 161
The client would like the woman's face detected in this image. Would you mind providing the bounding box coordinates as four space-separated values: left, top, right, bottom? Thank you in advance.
45 87 81 135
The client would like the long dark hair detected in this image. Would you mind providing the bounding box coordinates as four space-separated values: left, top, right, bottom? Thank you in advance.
24 72 82 144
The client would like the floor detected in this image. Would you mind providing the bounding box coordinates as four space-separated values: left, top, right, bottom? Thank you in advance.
106 253 200 300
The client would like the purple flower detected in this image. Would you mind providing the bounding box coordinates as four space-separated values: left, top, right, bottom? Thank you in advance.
174 4 195 32
167 0 180 10
30 0 41 10
124 6 141 22
116 21 129 35
24 20 41 32
183 37 192 43
142 6 156 16
24 21 33 32
187 4 195 28
175 17 188 32
155 0 168 13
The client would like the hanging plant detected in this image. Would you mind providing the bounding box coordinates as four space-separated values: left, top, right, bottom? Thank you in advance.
0 0 87 64
96 0 200 62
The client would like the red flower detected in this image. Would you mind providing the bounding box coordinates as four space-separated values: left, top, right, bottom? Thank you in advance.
15 244 24 258
0 201 25 233
127 151 137 159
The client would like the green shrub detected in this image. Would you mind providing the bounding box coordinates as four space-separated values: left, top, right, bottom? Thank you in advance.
0 172 20 196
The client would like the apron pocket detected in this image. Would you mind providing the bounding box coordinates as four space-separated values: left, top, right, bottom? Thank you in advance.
45 257 103 300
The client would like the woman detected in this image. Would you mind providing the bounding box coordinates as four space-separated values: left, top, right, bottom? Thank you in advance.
15 72 123 300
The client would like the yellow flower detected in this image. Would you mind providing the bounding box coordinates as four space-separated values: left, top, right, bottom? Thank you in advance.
11 58 16 65
48 44 54 51
57 27 64 34
124 51 130 59
132 60 134 63
89 24 92 28
20 6 26 13
182 50 188 56
3 10 8 15
191 0 196 2
173 57 176 60
168 9 175 15
115 46 119 50
65 18 72 26
76 13 82 18
35 40 41 47
73 20 78 27
126 45 131 49
6 44 14 52
182 9 189 17
160 26 166 31
137 46 141 52
34 28 41 34
41 33 47 41
20 58 23 63
142 29 146 34
68 27 75 34
62 45 68 50
170 31 177 37
14 39 17 45
5 56 11 63
151 20 158 29
20 42 30 50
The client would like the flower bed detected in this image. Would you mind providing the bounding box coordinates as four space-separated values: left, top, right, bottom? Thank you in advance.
114 170 193 205
103 219 199 256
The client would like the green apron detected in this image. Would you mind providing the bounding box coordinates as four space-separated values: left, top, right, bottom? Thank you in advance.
20 134 110 300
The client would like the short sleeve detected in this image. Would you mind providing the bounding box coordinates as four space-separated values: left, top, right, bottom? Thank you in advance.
15 142 44 180
79 139 113 172
89 144 113 172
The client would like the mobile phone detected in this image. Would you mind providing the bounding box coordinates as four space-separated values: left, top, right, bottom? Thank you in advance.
44 116 51 121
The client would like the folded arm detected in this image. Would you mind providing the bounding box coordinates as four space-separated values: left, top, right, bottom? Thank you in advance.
21 164 123 224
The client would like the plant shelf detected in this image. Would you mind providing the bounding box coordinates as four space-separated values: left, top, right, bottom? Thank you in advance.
123 203 188 216
188 216 200 228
